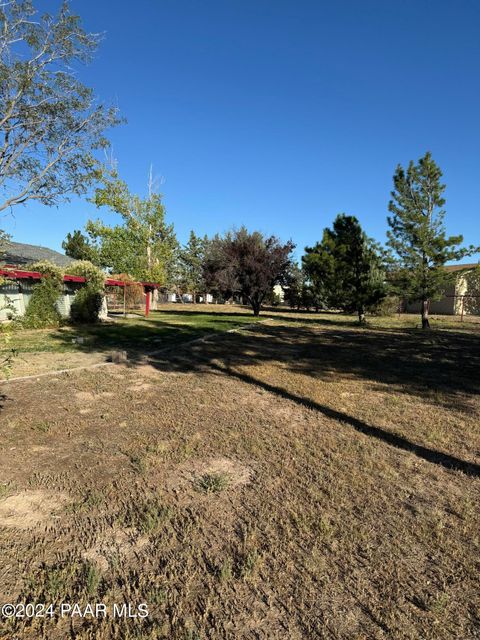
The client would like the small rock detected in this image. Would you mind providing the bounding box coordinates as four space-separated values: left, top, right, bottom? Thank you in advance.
110 350 128 364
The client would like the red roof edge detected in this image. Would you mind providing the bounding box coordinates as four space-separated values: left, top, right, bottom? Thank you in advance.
0 268 162 289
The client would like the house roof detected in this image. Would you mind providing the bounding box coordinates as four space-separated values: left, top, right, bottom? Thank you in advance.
444 262 479 273
0 267 162 289
1 241 74 268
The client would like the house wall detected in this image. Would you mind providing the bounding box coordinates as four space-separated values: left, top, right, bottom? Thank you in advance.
403 269 480 316
0 279 97 320
0 281 27 320
404 283 456 315
462 270 480 315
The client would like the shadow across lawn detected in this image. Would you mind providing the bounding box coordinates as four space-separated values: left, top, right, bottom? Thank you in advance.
140 320 480 477
212 363 480 478
51 313 261 356
144 321 480 409
151 306 359 328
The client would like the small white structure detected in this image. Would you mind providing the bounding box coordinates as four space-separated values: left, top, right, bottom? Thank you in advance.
273 284 285 303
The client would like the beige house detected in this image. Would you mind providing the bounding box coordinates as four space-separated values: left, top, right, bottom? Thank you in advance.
405 263 480 315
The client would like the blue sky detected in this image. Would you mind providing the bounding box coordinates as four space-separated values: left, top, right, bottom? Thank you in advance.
3 0 480 262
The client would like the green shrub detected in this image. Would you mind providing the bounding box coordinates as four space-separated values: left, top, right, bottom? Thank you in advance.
70 287 103 324
67 261 105 324
372 295 402 317
67 261 105 291
23 261 63 328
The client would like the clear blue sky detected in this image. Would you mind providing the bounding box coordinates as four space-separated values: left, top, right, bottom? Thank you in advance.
3 0 480 262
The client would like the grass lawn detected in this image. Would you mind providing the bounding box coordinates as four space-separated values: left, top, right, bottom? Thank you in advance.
0 305 262 378
0 308 479 639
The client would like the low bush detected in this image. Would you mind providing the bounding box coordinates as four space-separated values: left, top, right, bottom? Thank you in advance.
70 287 103 324
372 295 402 316
22 261 63 328
67 261 105 324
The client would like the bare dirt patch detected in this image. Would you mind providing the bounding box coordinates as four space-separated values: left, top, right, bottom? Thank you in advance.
82 528 149 572
0 490 70 530
0 316 479 639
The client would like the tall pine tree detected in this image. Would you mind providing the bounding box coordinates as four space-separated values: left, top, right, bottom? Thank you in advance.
179 231 206 302
387 152 477 328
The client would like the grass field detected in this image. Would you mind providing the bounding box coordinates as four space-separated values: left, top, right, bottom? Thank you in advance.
0 307 479 639
0 306 262 378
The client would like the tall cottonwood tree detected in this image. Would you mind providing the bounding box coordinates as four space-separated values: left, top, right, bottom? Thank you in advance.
0 1 119 212
86 170 178 284
387 152 477 328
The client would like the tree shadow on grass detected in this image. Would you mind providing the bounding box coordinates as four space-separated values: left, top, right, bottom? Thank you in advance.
141 321 480 477
150 306 357 327
51 315 257 357
163 321 479 412
212 363 480 478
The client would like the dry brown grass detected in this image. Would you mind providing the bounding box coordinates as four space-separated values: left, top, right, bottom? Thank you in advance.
0 310 479 639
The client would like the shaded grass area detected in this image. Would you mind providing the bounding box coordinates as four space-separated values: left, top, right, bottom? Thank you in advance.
1 309 261 356
142 317 480 478
0 311 479 638
3 303 479 356
0 307 263 377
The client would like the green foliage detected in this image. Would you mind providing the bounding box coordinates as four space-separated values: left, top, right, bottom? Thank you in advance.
67 261 105 292
178 230 207 299
86 169 178 285
67 261 105 324
284 263 304 309
203 227 295 316
0 230 11 259
62 230 100 263
372 295 402 317
0 232 16 374
22 261 63 328
196 472 230 494
387 152 478 327
70 287 103 324
284 263 326 311
0 1 120 213
303 215 386 322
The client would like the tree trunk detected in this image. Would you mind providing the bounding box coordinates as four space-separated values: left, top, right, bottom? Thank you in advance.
251 299 261 316
421 299 430 329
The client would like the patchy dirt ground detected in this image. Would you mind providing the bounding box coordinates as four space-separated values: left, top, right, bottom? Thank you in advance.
0 315 479 639
5 350 107 379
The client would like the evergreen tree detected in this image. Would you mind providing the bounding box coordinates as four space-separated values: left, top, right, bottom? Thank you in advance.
179 231 206 302
62 230 99 263
387 152 477 328
304 214 386 323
